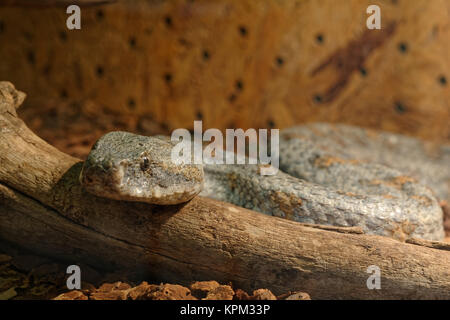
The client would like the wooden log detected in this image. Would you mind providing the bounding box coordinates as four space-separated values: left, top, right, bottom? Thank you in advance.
0 81 450 299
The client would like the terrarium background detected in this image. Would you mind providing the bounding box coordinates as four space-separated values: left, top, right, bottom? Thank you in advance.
0 0 449 143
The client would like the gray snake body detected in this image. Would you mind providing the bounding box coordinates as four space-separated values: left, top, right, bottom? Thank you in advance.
80 123 448 241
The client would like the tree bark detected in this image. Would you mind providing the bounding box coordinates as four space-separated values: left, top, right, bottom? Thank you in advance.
0 82 449 299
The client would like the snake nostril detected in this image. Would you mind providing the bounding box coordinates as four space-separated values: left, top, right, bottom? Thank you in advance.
141 157 150 171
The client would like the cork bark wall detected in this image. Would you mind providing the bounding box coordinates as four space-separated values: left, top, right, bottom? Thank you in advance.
0 0 449 141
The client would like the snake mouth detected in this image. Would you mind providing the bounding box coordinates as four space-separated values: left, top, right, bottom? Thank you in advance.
117 181 204 205
80 160 203 205
113 161 204 205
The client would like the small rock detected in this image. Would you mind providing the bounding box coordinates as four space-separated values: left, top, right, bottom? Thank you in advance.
190 280 220 298
147 283 196 300
234 289 251 300
204 285 234 300
0 287 17 300
90 290 128 300
53 290 88 300
251 289 277 300
88 281 132 300
126 282 156 300
284 292 311 300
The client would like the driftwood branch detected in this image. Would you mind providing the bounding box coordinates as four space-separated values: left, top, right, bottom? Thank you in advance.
0 82 449 299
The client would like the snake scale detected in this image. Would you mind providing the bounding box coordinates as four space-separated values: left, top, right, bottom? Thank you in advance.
80 123 449 241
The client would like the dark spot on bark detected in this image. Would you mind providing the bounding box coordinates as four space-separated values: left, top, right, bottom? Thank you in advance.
27 50 35 65
398 42 408 53
161 122 169 131
196 111 203 119
43 64 51 76
165 16 173 28
129 36 137 48
395 102 406 113
202 50 210 60
60 89 68 99
96 9 104 20
128 98 136 109
276 56 284 66
238 25 248 37
267 119 276 128
313 94 323 104
228 93 237 103
96 65 104 77
164 73 172 83
235 80 244 91
316 34 324 44
359 67 367 77
59 31 67 42
438 75 447 86
178 38 190 47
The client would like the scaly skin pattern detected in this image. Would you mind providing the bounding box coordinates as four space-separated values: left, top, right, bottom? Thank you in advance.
81 128 446 241
201 161 444 241
280 123 450 204
80 131 203 205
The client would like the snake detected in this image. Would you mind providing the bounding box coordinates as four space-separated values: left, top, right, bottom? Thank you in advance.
79 123 448 241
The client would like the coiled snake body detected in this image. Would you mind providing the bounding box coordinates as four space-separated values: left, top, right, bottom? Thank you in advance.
80 123 448 241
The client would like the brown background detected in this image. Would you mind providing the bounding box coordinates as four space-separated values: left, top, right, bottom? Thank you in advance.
0 0 449 142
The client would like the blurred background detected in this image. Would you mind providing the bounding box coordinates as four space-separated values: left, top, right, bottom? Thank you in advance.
0 0 448 160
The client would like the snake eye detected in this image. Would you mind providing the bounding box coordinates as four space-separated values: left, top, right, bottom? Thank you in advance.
140 157 150 171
